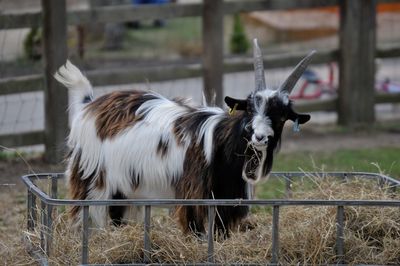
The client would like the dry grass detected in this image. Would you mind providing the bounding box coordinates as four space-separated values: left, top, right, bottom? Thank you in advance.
10 175 400 265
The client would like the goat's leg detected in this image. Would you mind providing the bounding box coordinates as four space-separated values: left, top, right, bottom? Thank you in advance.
188 206 206 236
214 207 230 238
109 190 127 226
176 206 206 237
87 187 111 228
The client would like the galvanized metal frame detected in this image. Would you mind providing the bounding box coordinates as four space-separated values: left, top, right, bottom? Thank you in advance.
22 172 400 265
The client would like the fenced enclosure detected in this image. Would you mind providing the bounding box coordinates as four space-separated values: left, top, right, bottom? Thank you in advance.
1 0 400 162
22 171 400 265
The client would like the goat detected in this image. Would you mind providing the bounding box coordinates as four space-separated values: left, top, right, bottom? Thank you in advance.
55 39 314 237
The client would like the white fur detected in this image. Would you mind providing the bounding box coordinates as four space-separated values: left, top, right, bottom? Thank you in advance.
255 89 289 112
196 108 225 163
72 99 190 226
69 113 103 180
54 60 93 118
251 114 274 149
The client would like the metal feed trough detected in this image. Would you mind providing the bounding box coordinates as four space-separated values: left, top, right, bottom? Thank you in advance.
22 172 400 265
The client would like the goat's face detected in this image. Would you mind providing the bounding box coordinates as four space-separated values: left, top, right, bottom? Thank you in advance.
224 39 314 184
225 90 310 149
251 90 310 149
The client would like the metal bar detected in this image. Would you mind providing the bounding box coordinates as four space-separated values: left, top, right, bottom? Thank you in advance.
284 174 293 198
82 205 90 264
51 174 58 199
22 171 400 183
23 193 400 208
40 200 47 252
32 194 37 228
20 173 400 207
44 174 57 256
46 201 52 257
336 206 344 264
27 190 35 231
144 205 151 263
207 206 215 263
271 205 280 265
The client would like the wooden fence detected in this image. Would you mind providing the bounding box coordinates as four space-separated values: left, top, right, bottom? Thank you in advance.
1 0 400 162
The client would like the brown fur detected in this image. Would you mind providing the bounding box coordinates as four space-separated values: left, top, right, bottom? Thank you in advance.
175 144 212 234
67 149 106 222
68 150 91 221
95 168 106 190
86 91 147 140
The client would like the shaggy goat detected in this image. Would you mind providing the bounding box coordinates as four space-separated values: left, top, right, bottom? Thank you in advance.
55 39 314 236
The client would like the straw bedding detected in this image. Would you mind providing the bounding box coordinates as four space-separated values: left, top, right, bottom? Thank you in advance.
23 175 400 265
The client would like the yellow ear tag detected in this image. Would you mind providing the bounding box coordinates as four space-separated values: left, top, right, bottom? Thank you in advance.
229 103 239 116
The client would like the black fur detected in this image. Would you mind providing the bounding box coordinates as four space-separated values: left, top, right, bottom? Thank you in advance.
192 93 307 236
82 95 92 103
109 191 127 226
211 115 251 236
156 137 169 158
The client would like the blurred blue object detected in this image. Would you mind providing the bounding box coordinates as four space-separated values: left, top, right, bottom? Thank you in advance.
129 0 170 28
132 0 169 4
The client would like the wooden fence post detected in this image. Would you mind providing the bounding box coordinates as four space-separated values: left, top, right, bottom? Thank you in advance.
42 0 69 163
202 0 223 107
338 0 376 126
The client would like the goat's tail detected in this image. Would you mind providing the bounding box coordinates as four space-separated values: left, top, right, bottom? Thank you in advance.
54 60 93 116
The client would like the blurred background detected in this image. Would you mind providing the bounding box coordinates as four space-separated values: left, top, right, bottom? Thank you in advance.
0 0 399 177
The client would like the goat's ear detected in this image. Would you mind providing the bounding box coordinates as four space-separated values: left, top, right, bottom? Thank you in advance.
224 96 248 110
288 110 311 124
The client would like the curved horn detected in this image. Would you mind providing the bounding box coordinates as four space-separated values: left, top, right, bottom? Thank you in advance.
280 50 316 94
253 38 266 92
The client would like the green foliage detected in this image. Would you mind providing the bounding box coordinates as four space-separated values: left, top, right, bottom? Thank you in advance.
257 177 286 199
272 147 400 178
0 150 23 160
230 14 249 54
255 147 400 200
0 148 36 161
23 27 42 61
87 17 202 59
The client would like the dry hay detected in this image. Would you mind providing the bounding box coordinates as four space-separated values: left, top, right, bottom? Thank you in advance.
22 175 400 265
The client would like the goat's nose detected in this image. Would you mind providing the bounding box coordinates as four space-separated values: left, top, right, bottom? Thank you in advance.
255 134 265 142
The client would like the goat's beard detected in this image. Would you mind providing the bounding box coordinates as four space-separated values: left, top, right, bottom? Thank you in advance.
242 143 266 184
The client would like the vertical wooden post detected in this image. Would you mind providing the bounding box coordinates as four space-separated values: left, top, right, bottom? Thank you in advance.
202 0 223 107
42 0 69 163
338 0 376 126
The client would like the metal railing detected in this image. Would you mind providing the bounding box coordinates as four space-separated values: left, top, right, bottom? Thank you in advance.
21 172 400 265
